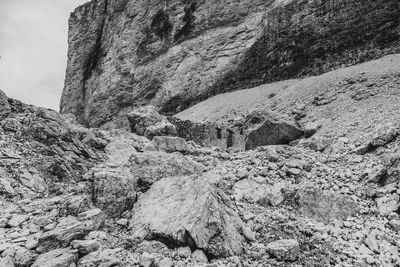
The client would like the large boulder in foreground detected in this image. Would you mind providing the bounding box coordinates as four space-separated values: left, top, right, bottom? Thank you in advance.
129 174 245 258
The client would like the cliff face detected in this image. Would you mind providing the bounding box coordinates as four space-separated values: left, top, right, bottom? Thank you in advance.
61 0 400 127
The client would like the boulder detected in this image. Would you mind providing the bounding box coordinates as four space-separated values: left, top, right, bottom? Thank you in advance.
150 136 190 153
376 195 399 216
71 240 100 256
77 249 121 267
0 256 14 267
37 214 104 253
266 239 300 261
245 117 304 150
32 248 78 267
0 89 11 120
129 175 245 257
296 187 359 224
127 106 177 139
130 151 205 192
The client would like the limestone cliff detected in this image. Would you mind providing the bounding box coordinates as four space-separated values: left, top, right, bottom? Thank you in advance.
61 0 400 127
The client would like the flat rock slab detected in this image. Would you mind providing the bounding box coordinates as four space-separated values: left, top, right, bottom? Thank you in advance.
129 174 244 257
296 187 359 224
32 248 78 267
266 239 300 261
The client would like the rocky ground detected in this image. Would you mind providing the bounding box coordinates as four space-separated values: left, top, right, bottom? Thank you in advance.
2 51 400 267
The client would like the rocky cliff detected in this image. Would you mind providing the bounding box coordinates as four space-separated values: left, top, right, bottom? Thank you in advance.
61 0 400 128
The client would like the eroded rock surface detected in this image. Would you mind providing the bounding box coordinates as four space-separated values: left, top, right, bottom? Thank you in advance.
129 174 245 258
61 0 400 127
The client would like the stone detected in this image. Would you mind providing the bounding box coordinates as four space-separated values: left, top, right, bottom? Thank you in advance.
13 247 38 266
71 240 100 255
155 257 173 267
130 151 205 191
140 252 156 267
129 175 244 257
77 249 121 267
376 195 399 216
127 106 177 139
150 136 190 153
77 209 106 229
364 233 379 253
37 217 100 253
91 164 137 218
116 219 128 227
370 123 399 147
243 227 256 242
0 89 11 120
233 179 284 207
389 220 400 232
266 239 300 261
191 250 208 263
136 241 168 254
296 187 359 224
366 165 388 184
7 214 29 228
245 117 304 150
0 256 14 267
32 248 78 267
177 247 191 258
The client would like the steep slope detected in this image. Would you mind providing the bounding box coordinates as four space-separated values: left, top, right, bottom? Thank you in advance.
61 0 400 128
176 54 400 148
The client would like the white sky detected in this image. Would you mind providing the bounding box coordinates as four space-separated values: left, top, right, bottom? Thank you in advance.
0 0 88 110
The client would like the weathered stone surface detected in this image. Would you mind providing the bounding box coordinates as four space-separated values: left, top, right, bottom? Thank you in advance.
0 256 14 267
32 248 78 267
127 106 177 139
7 214 29 228
61 0 400 128
245 117 304 150
0 89 11 120
37 214 104 253
266 239 300 261
130 151 205 191
77 249 121 267
129 175 245 257
296 187 359 224
71 240 100 256
376 195 399 216
150 136 190 153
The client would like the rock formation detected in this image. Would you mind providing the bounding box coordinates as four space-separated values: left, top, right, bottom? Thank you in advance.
61 0 400 128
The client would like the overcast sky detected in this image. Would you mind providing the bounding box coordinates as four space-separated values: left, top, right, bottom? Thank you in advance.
0 0 88 111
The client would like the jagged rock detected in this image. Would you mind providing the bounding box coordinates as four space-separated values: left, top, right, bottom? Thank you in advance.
77 249 121 267
130 151 205 191
140 252 156 267
233 179 284 206
136 241 168 254
13 247 38 266
127 106 177 139
37 214 104 253
155 257 173 267
0 256 14 267
191 250 208 263
61 0 400 127
0 89 11 120
376 195 399 216
266 239 300 262
176 247 191 258
370 123 399 147
245 117 304 150
7 214 29 228
32 248 78 267
150 136 190 153
296 187 359 224
129 175 244 257
71 240 100 256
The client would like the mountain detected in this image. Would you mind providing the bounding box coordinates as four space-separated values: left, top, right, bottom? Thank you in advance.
60 0 400 128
